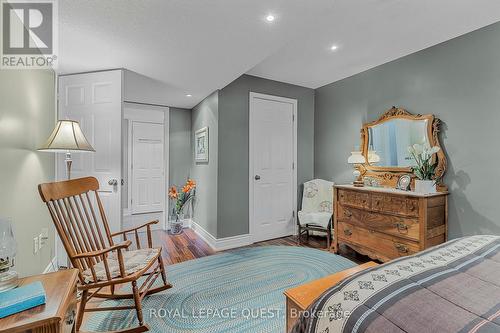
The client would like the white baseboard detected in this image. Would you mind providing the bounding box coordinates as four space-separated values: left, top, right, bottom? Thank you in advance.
190 220 217 249
215 233 252 251
181 218 192 229
43 256 57 274
190 220 251 251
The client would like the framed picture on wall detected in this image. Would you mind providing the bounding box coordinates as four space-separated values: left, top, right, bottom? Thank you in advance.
195 126 209 163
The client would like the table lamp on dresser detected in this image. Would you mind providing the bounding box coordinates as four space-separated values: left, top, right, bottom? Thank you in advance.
38 120 95 179
347 151 366 187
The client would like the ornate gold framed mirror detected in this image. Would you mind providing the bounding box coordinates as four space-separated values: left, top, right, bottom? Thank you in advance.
359 107 447 191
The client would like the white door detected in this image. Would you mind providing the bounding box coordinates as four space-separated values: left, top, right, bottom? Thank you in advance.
249 92 297 243
57 70 122 266
131 122 165 214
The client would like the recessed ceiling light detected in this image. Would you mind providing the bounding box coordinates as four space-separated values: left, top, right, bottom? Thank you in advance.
330 45 339 51
266 14 275 22
186 94 192 97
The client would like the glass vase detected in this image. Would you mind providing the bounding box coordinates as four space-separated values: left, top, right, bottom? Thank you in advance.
170 212 184 235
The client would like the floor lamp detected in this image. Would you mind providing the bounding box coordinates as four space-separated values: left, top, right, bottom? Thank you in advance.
39 120 95 269
38 120 95 180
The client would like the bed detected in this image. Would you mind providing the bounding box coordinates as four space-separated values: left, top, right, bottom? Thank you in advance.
290 235 500 333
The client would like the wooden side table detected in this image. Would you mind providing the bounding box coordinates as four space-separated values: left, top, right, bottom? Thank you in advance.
0 269 79 333
284 262 378 332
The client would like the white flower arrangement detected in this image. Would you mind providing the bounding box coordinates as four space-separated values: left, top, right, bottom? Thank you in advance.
407 143 441 181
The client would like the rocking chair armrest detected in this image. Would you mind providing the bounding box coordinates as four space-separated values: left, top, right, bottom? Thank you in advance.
73 240 132 259
111 219 159 237
111 219 158 249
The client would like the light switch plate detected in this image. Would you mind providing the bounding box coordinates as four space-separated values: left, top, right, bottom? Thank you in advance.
39 228 49 247
33 237 39 254
38 234 43 250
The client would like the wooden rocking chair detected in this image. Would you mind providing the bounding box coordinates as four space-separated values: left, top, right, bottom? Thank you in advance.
38 177 172 333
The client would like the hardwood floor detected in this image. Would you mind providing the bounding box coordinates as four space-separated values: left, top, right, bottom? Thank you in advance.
159 228 215 264
83 229 369 325
142 228 370 265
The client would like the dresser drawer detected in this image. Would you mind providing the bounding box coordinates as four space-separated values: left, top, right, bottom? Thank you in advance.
337 205 420 241
371 194 419 217
337 222 419 259
338 189 370 210
406 198 419 217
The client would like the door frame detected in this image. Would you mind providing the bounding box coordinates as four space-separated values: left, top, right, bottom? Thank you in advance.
248 92 298 243
123 102 170 230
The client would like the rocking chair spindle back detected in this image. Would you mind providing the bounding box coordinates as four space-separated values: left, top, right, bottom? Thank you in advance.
39 176 172 333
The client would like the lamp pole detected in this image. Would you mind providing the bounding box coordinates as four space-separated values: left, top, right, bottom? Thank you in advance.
65 151 72 180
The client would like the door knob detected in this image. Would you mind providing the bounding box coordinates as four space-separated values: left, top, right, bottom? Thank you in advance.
108 179 118 186
254 175 261 180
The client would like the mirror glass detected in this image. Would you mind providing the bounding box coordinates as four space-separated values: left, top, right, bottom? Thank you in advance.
367 119 429 168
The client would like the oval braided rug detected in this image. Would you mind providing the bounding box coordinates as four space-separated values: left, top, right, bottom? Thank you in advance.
84 246 355 333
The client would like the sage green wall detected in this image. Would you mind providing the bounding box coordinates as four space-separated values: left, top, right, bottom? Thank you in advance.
217 74 315 238
315 21 500 239
169 108 192 189
169 107 192 216
191 91 219 237
0 70 56 276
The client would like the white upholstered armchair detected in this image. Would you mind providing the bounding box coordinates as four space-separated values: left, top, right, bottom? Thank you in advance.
297 179 334 248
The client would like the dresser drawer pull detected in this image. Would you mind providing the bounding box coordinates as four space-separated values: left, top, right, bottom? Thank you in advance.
394 243 409 253
344 229 352 236
344 210 352 218
393 222 408 231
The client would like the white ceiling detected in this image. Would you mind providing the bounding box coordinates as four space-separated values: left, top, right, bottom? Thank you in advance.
59 0 500 108
248 0 500 89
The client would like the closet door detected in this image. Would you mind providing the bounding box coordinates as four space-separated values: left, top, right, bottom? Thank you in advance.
58 70 122 232
131 122 165 214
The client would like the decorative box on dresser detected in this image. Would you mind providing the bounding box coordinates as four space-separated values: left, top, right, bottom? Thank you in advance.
333 185 448 262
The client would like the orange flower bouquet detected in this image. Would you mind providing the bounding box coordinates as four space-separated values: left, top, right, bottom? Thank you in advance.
168 179 196 219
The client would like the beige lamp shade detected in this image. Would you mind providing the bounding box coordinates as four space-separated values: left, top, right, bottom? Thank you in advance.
347 151 366 165
38 120 95 152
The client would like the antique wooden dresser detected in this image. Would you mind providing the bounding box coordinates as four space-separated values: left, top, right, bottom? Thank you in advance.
332 107 449 261
333 185 448 262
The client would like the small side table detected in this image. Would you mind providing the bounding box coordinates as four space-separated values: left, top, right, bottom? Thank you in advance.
0 269 78 333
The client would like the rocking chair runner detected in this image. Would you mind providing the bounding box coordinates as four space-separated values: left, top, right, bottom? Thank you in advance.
38 177 172 333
